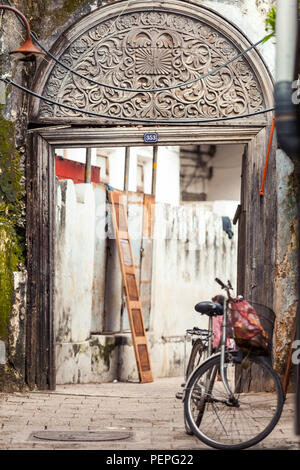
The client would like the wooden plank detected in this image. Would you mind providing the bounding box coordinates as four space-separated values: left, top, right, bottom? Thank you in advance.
26 133 38 389
237 145 247 296
232 204 241 226
151 147 158 197
237 130 278 392
108 190 153 383
121 192 144 331
39 133 48 390
143 194 155 238
48 145 56 390
26 134 56 390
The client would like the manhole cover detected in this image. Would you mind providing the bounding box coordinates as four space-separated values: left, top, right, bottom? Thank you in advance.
33 431 131 442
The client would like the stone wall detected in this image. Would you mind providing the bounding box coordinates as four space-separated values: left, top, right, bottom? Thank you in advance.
0 0 104 390
274 150 299 387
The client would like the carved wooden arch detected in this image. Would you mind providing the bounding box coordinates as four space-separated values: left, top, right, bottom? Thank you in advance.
30 0 274 125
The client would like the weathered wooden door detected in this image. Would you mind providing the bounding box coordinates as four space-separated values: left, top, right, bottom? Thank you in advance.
236 145 248 297
235 131 278 392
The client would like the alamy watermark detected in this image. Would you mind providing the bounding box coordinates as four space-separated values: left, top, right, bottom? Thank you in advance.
292 340 300 365
93 201 228 252
292 78 300 105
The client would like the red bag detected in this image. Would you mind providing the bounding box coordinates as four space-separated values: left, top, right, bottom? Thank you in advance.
228 299 269 353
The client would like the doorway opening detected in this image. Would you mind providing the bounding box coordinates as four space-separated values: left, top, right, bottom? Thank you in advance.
52 141 243 384
24 0 276 390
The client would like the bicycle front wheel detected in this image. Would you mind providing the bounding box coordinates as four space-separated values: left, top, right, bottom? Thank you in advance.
184 353 284 450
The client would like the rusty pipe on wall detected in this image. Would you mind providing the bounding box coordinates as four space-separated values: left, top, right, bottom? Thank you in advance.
0 5 45 56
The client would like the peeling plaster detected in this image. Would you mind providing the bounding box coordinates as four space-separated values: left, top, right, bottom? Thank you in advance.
274 150 299 383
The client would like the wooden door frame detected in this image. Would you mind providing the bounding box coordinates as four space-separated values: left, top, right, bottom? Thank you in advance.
26 121 275 390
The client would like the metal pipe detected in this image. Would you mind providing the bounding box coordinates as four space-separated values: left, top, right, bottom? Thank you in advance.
208 316 213 357
151 147 158 197
0 5 45 56
274 0 300 159
275 0 298 82
124 147 130 193
0 5 31 39
220 299 233 399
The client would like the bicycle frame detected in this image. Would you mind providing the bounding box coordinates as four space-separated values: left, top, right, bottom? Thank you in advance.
183 323 213 381
184 279 236 401
220 296 235 400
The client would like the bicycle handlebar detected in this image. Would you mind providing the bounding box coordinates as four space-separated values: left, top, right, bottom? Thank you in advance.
215 278 226 289
215 278 234 299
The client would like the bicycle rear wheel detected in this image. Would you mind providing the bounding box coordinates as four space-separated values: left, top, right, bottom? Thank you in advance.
184 338 208 435
185 338 208 380
184 352 284 450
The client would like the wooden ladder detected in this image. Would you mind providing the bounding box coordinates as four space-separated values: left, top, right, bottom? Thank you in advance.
108 190 153 383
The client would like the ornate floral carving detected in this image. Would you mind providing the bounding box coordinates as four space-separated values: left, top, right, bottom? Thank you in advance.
39 9 265 121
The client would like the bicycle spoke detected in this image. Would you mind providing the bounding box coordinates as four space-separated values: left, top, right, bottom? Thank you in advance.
211 401 230 437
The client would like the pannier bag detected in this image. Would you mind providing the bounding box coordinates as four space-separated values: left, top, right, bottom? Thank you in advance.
228 299 269 354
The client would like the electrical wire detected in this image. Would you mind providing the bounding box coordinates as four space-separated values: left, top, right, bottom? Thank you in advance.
0 74 275 124
4 0 272 94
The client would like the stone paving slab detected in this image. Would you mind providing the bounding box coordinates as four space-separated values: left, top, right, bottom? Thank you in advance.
0 376 299 451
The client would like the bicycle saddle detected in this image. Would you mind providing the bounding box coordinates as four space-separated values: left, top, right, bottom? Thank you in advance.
194 301 223 316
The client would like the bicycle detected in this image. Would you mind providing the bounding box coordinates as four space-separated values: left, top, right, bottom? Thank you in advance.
178 300 223 392
183 278 284 450
177 298 223 434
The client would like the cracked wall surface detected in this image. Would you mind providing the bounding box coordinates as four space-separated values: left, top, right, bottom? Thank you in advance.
274 150 299 388
0 0 101 390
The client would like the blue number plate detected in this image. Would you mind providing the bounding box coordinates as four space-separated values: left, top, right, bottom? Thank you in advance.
143 132 158 143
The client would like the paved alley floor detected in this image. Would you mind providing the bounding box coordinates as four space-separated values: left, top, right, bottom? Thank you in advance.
0 376 299 451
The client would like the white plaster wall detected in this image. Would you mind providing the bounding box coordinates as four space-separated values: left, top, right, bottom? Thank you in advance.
55 180 95 343
129 146 180 204
150 201 238 339
128 150 138 192
91 184 108 332
108 147 126 190
156 146 181 206
130 146 153 194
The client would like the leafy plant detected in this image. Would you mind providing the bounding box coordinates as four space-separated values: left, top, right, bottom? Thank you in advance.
264 1 300 43
263 6 276 43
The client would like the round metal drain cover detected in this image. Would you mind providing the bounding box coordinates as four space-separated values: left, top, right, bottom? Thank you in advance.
33 431 131 442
